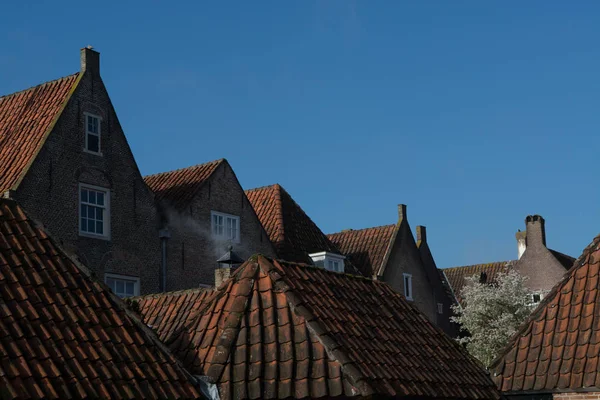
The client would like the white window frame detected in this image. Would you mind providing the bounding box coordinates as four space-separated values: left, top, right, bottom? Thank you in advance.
308 251 346 273
403 273 413 301
211 211 240 243
79 183 111 240
437 302 444 314
528 292 543 306
105 273 140 298
84 112 102 155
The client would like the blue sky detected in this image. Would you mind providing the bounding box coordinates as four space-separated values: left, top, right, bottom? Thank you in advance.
2 1 599 268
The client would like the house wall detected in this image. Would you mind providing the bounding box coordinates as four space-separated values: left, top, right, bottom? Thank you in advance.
162 162 276 290
553 393 600 399
383 220 437 321
14 52 162 294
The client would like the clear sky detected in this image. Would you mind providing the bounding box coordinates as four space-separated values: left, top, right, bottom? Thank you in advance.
2 1 599 268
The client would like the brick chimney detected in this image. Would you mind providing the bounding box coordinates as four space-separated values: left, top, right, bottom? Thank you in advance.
398 204 407 221
215 267 231 288
525 215 546 248
416 225 427 243
80 46 100 77
515 230 527 259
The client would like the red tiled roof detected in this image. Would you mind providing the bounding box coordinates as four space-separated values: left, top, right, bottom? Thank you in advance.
0 73 80 193
130 287 212 343
161 255 500 399
144 159 224 209
0 198 201 399
491 234 600 394
443 261 516 306
327 225 396 276
245 184 342 265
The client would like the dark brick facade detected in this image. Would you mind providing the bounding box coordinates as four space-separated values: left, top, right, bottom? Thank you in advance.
12 48 162 294
159 161 276 290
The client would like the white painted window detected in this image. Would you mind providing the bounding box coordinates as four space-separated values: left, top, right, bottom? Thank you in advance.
437 302 443 314
211 211 240 243
529 292 543 305
403 273 413 301
79 184 110 239
84 113 102 154
105 273 139 298
309 251 346 273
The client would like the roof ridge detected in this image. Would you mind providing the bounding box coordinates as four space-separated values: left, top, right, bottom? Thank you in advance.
130 286 212 301
0 72 80 100
261 257 375 395
327 223 396 236
143 158 225 179
244 183 282 193
445 260 517 270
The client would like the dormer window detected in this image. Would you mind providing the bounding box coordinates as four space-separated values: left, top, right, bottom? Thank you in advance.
309 251 345 273
84 113 102 154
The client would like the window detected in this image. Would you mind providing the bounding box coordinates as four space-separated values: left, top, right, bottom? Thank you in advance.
211 211 240 243
105 274 139 298
84 113 102 154
529 293 543 305
437 303 444 314
79 184 110 239
403 273 413 301
309 251 345 273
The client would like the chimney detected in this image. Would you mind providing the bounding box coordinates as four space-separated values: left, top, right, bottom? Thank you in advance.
215 268 231 288
516 230 527 259
80 46 100 76
398 204 407 221
416 225 427 243
525 215 546 248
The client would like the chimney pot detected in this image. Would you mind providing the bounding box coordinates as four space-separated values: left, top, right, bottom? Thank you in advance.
398 204 407 220
416 225 427 243
80 46 100 76
525 214 546 248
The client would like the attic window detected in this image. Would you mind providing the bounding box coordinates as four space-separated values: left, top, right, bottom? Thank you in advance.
84 113 102 154
403 273 413 301
308 252 345 273
211 211 240 243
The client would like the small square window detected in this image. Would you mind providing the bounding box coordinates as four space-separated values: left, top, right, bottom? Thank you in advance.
105 274 139 298
84 113 102 154
403 273 413 301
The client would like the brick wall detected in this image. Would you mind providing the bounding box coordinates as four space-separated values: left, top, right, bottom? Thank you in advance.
554 393 600 399
383 219 437 321
14 51 162 294
162 161 275 290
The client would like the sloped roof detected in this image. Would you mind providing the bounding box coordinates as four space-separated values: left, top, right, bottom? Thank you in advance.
154 255 500 399
327 225 396 276
491 234 600 394
129 287 212 343
245 184 342 265
443 261 516 306
0 198 201 399
0 73 80 193
549 248 576 270
144 159 224 209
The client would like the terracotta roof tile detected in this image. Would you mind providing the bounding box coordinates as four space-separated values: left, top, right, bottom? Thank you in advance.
153 255 500 399
443 261 516 306
0 74 80 193
245 185 344 266
129 287 213 343
144 159 224 209
327 225 396 276
0 198 202 399
491 234 600 394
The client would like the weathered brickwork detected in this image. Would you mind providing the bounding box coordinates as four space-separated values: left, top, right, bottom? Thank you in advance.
13 49 162 294
161 161 275 290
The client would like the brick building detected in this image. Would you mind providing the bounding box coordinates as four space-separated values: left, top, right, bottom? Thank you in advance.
444 214 575 307
328 205 456 335
0 47 162 295
144 159 276 290
490 232 600 399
